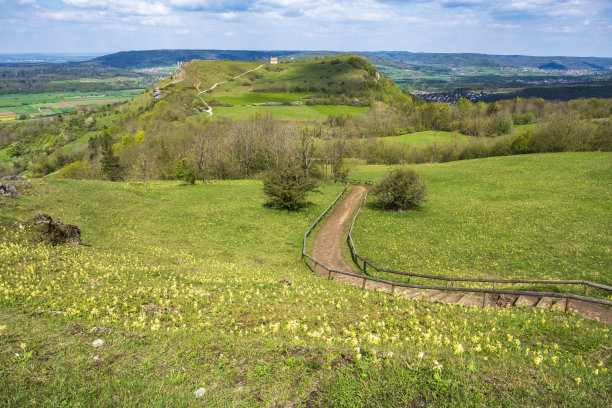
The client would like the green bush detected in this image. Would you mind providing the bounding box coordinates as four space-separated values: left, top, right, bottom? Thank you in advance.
174 158 196 185
372 168 427 210
262 166 318 210
58 161 94 179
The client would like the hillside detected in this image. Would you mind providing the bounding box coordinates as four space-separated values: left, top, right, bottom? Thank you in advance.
119 54 410 125
1 153 610 406
89 49 299 69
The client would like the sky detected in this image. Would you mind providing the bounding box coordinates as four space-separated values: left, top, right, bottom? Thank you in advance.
1 0 611 57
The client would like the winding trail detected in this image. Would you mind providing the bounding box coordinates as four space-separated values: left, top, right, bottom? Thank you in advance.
310 185 612 324
192 64 264 117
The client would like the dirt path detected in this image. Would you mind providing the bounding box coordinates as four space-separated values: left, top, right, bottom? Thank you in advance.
309 185 612 324
194 64 263 117
312 185 369 278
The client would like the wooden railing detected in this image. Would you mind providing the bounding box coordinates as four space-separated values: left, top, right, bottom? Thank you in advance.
301 182 612 310
345 184 612 307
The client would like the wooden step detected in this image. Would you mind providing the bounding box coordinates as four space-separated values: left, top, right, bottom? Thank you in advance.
536 297 554 308
514 295 539 307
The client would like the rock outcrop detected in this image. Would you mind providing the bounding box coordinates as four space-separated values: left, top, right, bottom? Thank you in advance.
30 213 81 246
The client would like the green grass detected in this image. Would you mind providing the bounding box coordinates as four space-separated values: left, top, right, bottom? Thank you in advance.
213 105 368 122
350 153 612 290
0 171 610 406
213 92 311 105
379 131 471 147
513 124 537 132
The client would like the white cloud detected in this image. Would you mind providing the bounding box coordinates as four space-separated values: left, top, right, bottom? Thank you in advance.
62 1 172 16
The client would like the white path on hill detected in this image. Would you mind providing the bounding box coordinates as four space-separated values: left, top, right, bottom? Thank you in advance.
196 64 264 117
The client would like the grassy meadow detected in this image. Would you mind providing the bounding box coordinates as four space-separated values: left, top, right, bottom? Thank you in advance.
379 130 471 147
350 153 612 293
213 105 368 121
1 155 611 406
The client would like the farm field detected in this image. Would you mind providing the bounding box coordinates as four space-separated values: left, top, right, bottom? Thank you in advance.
213 105 367 121
0 90 144 120
350 152 612 292
1 156 611 406
379 130 471 147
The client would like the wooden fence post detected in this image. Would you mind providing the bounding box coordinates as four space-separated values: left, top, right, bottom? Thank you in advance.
483 293 488 308
565 298 571 313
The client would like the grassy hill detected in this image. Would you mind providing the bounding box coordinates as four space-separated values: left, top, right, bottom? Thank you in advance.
118 54 409 127
1 153 610 406
351 152 612 290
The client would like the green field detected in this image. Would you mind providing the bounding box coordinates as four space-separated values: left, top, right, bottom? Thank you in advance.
0 90 144 120
212 92 311 105
379 131 471 147
350 153 612 291
213 105 368 121
1 158 611 406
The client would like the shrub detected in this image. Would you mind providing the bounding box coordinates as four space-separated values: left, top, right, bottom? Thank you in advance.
534 115 592 152
175 158 196 185
372 168 427 210
514 112 535 125
58 161 94 179
262 166 318 211
511 130 537 154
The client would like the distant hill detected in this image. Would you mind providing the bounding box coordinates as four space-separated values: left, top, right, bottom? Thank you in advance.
88 49 612 75
89 49 300 69
366 52 612 71
538 62 567 70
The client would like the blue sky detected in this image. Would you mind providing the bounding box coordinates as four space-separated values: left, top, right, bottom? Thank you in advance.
1 0 611 56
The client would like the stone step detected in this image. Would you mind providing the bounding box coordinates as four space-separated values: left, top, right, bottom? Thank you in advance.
437 292 464 304
552 299 569 312
536 297 554 308
455 293 484 308
395 288 422 298
514 295 539 307
497 294 518 308
422 290 443 300
428 291 452 301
